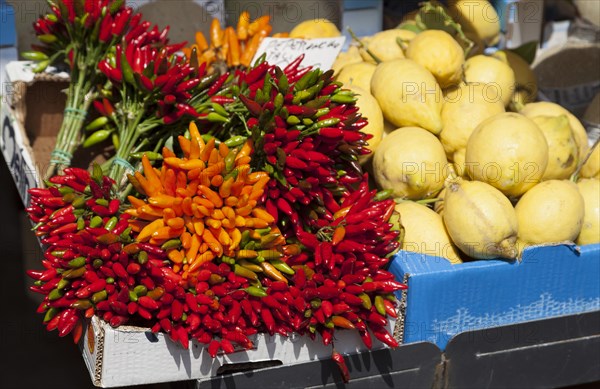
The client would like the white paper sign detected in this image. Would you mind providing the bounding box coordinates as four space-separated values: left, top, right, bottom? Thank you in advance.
252 37 346 70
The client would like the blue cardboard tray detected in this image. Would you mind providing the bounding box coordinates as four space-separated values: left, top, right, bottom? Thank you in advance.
389 243 600 350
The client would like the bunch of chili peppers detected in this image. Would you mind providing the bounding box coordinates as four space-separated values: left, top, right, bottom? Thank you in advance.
93 22 214 189
25 0 138 180
25 54 406 382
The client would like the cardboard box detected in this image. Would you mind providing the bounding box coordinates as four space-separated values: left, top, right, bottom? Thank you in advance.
81 315 397 387
0 61 111 205
389 243 600 350
0 61 68 204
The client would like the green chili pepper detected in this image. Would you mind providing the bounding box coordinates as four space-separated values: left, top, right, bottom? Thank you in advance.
76 217 85 231
287 115 301 125
105 277 115 284
43 307 59 322
224 136 246 148
206 112 229 123
91 290 108 303
104 216 118 231
120 226 132 241
95 198 109 207
374 295 387 316
373 189 394 202
31 60 49 73
270 259 295 275
137 251 148 265
92 259 103 269
161 239 181 250
134 285 148 296
331 93 357 104
234 264 258 281
48 288 64 301
57 278 70 290
37 34 57 44
89 216 103 228
67 256 86 269
22 50 49 62
83 129 111 148
245 286 267 297
129 290 138 302
358 293 372 310
316 117 341 128
278 74 289 93
211 103 229 117
72 197 86 209
112 132 120 149
85 116 109 131
121 52 135 85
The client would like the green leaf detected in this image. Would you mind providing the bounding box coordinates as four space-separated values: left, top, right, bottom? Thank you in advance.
508 41 538 65
397 22 424 34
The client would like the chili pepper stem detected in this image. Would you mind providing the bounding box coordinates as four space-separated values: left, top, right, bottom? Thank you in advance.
44 64 94 181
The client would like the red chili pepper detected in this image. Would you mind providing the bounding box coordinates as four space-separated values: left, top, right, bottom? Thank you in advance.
208 72 230 96
371 326 398 348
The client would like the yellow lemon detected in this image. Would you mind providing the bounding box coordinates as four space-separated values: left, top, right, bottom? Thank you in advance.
465 112 549 197
448 0 501 46
373 126 448 199
371 59 443 134
406 29 465 89
443 177 518 259
361 29 416 63
577 178 600 245
395 201 462 264
580 145 600 180
289 19 341 39
464 55 516 106
530 115 579 180
348 85 384 163
332 45 362 76
493 50 538 106
520 102 590 164
515 180 585 245
336 62 377 91
440 83 505 159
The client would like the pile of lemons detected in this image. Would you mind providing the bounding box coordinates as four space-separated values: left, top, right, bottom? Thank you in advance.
331 0 599 263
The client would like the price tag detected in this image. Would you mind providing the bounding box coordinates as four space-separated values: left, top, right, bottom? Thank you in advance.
252 37 346 70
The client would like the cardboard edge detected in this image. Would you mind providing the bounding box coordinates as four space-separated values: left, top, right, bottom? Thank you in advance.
393 273 410 344
93 316 106 387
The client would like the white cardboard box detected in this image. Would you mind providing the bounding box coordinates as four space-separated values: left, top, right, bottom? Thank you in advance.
81 315 397 387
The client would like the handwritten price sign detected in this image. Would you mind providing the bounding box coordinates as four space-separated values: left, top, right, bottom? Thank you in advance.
252 37 346 70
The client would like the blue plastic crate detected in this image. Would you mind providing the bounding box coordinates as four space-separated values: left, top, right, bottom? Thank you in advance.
0 0 16 47
390 243 600 350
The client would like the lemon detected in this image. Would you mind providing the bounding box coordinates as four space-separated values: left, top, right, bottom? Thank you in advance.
493 50 538 106
405 30 465 89
289 19 341 38
373 126 448 199
371 59 444 134
348 85 384 163
530 115 579 180
465 112 548 197
332 45 362 76
443 177 518 259
448 0 501 47
515 180 584 245
361 29 416 63
580 145 600 179
577 178 600 245
452 148 468 177
520 102 589 160
434 187 446 215
395 201 462 264
440 83 505 159
336 62 376 92
464 55 516 106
